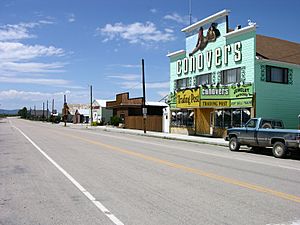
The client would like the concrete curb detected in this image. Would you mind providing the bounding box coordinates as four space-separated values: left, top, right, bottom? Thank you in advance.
66 124 229 148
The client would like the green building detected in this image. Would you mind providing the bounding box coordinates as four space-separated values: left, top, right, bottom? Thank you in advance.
167 10 300 137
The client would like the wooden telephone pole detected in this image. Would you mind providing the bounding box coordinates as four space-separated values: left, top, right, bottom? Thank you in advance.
142 59 146 134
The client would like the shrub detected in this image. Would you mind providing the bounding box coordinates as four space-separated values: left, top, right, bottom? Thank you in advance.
110 116 122 126
91 121 98 126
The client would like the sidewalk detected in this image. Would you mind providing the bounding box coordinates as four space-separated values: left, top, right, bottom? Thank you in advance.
65 123 228 147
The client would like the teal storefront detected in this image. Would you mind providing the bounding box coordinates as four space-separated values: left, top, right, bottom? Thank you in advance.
167 10 300 137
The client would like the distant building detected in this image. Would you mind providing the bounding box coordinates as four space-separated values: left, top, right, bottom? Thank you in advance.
106 92 169 132
29 109 49 119
66 104 90 123
92 99 113 124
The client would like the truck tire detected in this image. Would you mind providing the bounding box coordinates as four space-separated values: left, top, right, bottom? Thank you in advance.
229 137 240 151
272 142 287 158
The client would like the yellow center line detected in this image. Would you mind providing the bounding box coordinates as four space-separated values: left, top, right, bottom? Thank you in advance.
55 129 300 203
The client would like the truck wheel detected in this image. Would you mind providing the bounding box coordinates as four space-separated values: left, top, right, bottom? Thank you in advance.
229 137 240 151
272 142 286 158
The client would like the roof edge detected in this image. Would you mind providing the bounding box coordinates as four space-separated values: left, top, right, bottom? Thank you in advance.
223 25 256 38
181 9 230 33
257 58 300 68
167 50 186 58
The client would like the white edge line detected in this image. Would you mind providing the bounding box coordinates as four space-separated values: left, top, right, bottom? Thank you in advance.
12 124 124 225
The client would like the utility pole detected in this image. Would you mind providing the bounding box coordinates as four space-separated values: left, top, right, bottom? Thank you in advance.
34 105 36 120
142 59 147 134
42 102 45 122
64 94 67 127
52 99 54 123
90 85 93 126
46 100 49 121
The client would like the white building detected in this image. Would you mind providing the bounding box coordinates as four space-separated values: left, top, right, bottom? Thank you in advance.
92 99 113 124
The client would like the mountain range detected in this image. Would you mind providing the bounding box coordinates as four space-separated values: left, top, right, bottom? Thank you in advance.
0 109 19 115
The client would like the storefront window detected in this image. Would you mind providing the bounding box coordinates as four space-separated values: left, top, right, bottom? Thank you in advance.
223 109 231 127
215 110 223 127
214 108 251 128
242 108 251 126
171 109 194 127
232 109 241 127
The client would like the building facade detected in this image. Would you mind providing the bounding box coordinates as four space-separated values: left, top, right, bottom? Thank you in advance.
92 99 113 124
106 92 169 132
167 10 300 137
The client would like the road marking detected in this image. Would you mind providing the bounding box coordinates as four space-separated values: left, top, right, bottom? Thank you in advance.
17 119 300 172
60 126 300 172
12 119 300 203
59 131 300 204
12 125 124 225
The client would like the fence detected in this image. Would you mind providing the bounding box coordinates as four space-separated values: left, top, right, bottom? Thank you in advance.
125 115 162 132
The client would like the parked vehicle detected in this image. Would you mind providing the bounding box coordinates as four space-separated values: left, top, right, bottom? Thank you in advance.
225 118 300 158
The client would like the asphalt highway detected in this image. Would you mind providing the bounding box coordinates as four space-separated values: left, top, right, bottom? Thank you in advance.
1 118 300 225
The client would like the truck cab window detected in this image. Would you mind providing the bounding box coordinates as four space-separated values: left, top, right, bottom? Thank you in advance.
246 119 257 128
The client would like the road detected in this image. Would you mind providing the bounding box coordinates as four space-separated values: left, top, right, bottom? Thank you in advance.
1 117 300 225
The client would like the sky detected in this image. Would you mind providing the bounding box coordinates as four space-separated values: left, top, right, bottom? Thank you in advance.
0 0 299 110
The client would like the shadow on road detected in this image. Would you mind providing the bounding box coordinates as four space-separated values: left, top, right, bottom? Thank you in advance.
238 148 300 161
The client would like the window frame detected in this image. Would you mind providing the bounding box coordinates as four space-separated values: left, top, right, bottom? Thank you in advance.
196 73 212 86
266 65 288 84
221 67 241 85
176 78 189 89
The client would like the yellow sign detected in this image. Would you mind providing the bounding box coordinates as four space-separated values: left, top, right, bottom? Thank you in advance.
176 88 200 108
231 98 252 107
200 100 230 108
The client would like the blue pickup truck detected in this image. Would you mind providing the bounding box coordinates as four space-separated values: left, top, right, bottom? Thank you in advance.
226 118 300 158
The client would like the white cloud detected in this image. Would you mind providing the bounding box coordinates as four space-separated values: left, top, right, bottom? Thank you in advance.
38 20 55 25
0 62 65 73
164 13 197 25
120 81 169 90
107 64 140 68
0 21 68 88
99 22 175 44
68 13 76 23
0 76 69 85
107 74 140 81
0 89 69 101
150 8 157 13
0 89 90 109
0 22 39 41
0 42 64 61
164 28 174 33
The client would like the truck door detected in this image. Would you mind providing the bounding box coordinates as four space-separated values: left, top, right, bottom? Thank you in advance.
240 119 258 145
256 119 273 147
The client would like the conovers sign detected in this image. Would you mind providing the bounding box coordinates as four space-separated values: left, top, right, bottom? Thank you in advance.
176 41 242 75
200 83 253 100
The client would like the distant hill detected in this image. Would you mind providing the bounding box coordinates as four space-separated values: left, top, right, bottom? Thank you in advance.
0 109 19 115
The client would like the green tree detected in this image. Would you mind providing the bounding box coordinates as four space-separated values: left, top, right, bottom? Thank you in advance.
110 116 122 126
18 107 28 119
